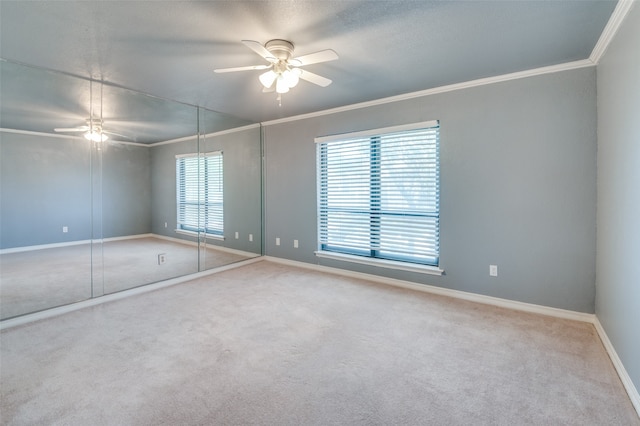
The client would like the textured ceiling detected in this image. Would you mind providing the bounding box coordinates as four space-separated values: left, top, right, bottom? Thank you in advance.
0 0 617 125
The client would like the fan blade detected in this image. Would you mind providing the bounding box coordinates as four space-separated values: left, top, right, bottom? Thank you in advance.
292 49 338 66
214 64 270 73
54 127 88 132
299 69 332 87
241 40 276 62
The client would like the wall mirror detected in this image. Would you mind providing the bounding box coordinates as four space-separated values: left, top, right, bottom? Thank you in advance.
0 59 262 320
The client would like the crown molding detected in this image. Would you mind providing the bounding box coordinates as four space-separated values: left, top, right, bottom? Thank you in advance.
148 122 260 147
0 128 149 147
263 1 635 128
1 123 261 148
0 128 76 140
590 0 636 64
262 59 594 126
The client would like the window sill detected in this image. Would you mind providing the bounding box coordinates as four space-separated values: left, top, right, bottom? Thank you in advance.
175 229 225 241
314 251 444 276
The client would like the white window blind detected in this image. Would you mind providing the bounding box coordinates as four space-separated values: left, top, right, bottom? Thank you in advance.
176 152 223 236
317 122 439 266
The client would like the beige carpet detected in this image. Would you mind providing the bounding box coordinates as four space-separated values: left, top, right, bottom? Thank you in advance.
1 260 638 425
0 236 254 320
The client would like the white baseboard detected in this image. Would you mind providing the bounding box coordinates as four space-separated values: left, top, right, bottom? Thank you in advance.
0 234 154 254
263 256 640 418
0 256 263 331
151 233 259 258
148 233 198 246
3 251 637 418
263 256 595 323
593 318 640 417
206 244 261 258
0 239 91 254
2 234 258 258
102 233 154 242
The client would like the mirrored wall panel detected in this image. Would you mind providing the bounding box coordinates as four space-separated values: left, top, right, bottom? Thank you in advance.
98 83 201 296
0 63 94 319
0 59 262 320
197 107 262 271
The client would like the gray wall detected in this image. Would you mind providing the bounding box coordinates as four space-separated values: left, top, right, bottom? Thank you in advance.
0 132 151 249
1 133 92 248
150 126 262 254
200 127 262 254
263 67 597 313
595 4 640 397
150 138 199 243
102 143 152 238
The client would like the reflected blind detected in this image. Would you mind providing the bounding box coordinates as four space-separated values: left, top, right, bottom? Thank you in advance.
176 152 223 236
317 122 439 266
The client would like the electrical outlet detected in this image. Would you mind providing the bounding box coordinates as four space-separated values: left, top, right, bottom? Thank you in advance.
294 239 299 248
62 226 68 233
490 265 498 277
276 237 280 246
249 234 253 242
158 253 167 265
164 222 168 228
235 231 239 239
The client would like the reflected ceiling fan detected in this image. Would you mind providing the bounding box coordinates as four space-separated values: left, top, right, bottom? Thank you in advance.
54 118 128 142
214 39 338 105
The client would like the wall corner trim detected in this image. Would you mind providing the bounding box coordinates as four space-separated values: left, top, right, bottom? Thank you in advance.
590 0 636 64
593 317 640 417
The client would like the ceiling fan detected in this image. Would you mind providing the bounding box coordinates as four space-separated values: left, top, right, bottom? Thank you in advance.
54 118 128 142
214 39 338 104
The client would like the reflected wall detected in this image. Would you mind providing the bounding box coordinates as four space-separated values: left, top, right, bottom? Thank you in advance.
0 65 95 318
0 59 262 320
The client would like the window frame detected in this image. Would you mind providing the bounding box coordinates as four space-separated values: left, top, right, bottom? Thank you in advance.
315 121 443 276
175 151 224 239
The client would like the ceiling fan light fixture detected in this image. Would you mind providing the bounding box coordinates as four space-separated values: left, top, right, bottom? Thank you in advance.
259 70 277 89
283 69 300 88
275 75 290 94
84 131 108 142
218 39 338 104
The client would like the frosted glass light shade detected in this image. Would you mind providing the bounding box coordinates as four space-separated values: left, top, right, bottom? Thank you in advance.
276 75 290 94
84 131 108 142
259 70 277 88
283 69 300 88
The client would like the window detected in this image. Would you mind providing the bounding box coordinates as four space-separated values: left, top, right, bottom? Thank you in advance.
316 121 440 268
176 152 223 236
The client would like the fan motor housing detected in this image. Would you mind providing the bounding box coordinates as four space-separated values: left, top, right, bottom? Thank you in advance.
265 39 294 60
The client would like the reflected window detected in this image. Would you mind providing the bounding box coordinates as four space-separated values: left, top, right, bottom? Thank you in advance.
176 152 224 236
